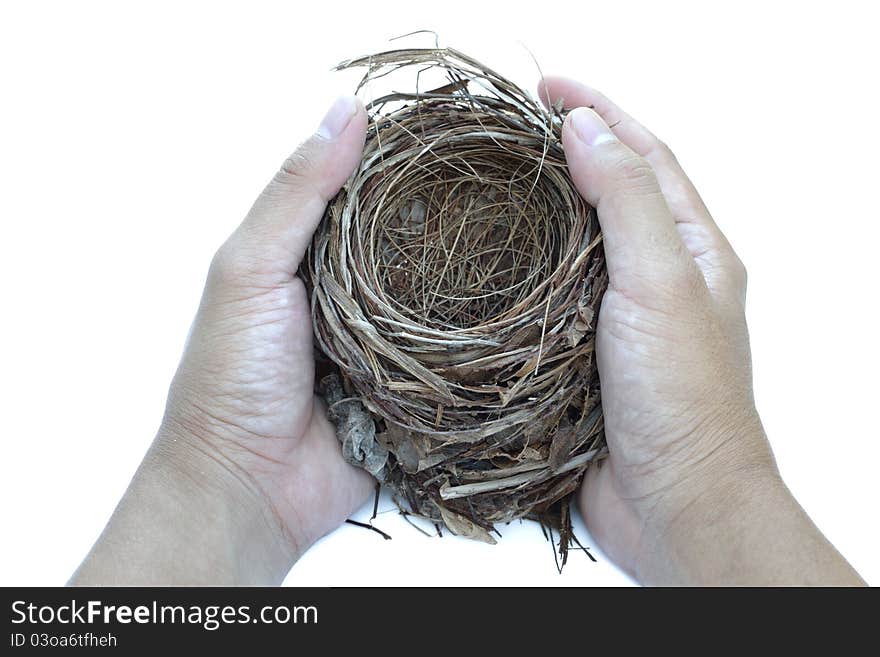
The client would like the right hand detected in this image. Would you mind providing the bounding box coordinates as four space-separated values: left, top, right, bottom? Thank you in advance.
540 77 862 585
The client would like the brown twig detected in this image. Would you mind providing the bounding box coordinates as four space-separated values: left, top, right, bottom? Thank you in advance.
304 45 608 556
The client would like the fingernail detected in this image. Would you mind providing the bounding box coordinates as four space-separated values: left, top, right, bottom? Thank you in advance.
317 96 359 140
569 107 618 146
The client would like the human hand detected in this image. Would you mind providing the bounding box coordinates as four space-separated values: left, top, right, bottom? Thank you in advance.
540 77 863 585
72 97 373 584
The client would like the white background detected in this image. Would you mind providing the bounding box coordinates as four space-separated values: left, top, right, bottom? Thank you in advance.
1 1 877 586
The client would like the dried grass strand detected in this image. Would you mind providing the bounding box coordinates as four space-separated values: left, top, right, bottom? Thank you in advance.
304 46 608 547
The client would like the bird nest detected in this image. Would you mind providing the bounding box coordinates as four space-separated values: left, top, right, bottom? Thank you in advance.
304 46 608 552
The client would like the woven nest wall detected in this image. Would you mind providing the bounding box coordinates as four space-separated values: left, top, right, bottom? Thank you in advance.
304 46 608 548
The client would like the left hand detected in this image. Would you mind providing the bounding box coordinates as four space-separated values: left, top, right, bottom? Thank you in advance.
72 96 373 585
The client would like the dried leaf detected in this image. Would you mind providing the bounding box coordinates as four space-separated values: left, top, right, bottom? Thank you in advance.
439 507 497 545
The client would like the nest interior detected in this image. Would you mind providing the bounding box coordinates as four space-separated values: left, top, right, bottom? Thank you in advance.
304 47 608 549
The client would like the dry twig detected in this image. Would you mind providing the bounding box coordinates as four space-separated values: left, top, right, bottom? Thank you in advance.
304 46 608 552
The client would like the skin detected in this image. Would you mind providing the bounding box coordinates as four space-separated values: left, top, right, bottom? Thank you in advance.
540 78 863 585
71 83 864 586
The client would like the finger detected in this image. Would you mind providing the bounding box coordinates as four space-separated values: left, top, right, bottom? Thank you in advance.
539 77 746 303
217 96 368 286
539 77 713 225
562 106 702 298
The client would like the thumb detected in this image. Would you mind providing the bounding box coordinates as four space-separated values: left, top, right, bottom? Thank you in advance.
562 107 700 297
218 96 368 285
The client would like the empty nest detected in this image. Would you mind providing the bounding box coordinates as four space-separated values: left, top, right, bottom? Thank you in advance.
304 46 608 553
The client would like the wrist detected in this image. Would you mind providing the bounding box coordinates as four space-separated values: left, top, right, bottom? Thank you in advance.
150 421 301 583
632 421 785 585
619 412 865 586
72 422 300 585
637 456 783 585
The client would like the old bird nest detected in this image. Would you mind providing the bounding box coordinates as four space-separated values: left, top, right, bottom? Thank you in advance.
304 47 608 551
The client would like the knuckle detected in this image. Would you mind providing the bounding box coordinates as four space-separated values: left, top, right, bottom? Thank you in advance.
274 140 320 190
654 138 679 166
208 238 256 286
208 243 237 284
264 141 326 209
733 254 748 291
721 237 748 293
668 258 705 295
607 151 658 192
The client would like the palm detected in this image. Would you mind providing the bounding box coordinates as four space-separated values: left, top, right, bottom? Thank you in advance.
173 271 372 551
582 265 754 576
579 286 712 572
595 285 717 494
